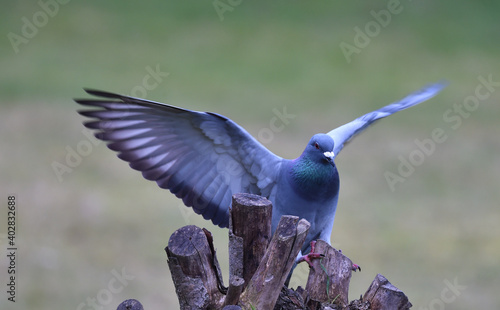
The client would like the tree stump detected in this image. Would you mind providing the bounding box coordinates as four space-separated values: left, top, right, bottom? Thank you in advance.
165 225 225 309
363 274 412 310
155 194 413 310
238 216 310 310
229 193 272 286
304 240 354 308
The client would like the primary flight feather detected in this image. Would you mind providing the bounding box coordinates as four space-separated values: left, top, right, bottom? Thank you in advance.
76 82 446 256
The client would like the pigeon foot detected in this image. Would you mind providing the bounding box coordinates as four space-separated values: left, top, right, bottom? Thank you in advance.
297 241 324 270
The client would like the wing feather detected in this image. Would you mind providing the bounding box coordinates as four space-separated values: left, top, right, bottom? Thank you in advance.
327 82 447 155
76 89 282 227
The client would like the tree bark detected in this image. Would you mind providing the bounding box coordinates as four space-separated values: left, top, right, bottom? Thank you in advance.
230 193 273 286
304 240 353 308
223 276 245 307
165 225 225 310
239 216 310 310
363 273 412 310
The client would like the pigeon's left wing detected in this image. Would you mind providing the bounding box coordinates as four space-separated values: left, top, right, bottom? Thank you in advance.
76 89 283 228
327 82 447 156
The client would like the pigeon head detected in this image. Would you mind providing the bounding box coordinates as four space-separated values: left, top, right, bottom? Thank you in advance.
302 133 336 166
288 133 339 200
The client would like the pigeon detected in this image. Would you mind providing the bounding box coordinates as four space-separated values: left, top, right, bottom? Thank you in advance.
76 82 446 263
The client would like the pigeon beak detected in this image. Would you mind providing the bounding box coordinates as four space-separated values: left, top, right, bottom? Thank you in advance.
323 151 335 165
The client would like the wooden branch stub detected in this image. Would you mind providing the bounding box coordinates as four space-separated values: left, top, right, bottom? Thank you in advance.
239 216 311 310
223 275 245 307
304 240 353 308
363 274 412 310
165 225 224 309
230 193 273 285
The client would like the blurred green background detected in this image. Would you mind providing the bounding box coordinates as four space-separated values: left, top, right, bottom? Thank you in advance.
1 1 499 309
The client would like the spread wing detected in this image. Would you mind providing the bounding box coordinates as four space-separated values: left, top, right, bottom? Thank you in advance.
76 89 283 227
327 82 447 156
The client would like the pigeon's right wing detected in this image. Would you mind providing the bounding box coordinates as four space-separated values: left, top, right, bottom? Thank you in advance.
76 89 283 228
327 82 446 156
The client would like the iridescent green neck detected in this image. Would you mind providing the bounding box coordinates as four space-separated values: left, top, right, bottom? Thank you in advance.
288 157 339 200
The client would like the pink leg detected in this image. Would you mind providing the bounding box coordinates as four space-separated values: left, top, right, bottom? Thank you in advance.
297 241 325 269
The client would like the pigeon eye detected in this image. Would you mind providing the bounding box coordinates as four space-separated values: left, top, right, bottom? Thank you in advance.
314 142 320 149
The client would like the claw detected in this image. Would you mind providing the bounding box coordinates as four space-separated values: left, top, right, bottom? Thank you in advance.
338 247 360 272
297 241 325 270
352 263 361 272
